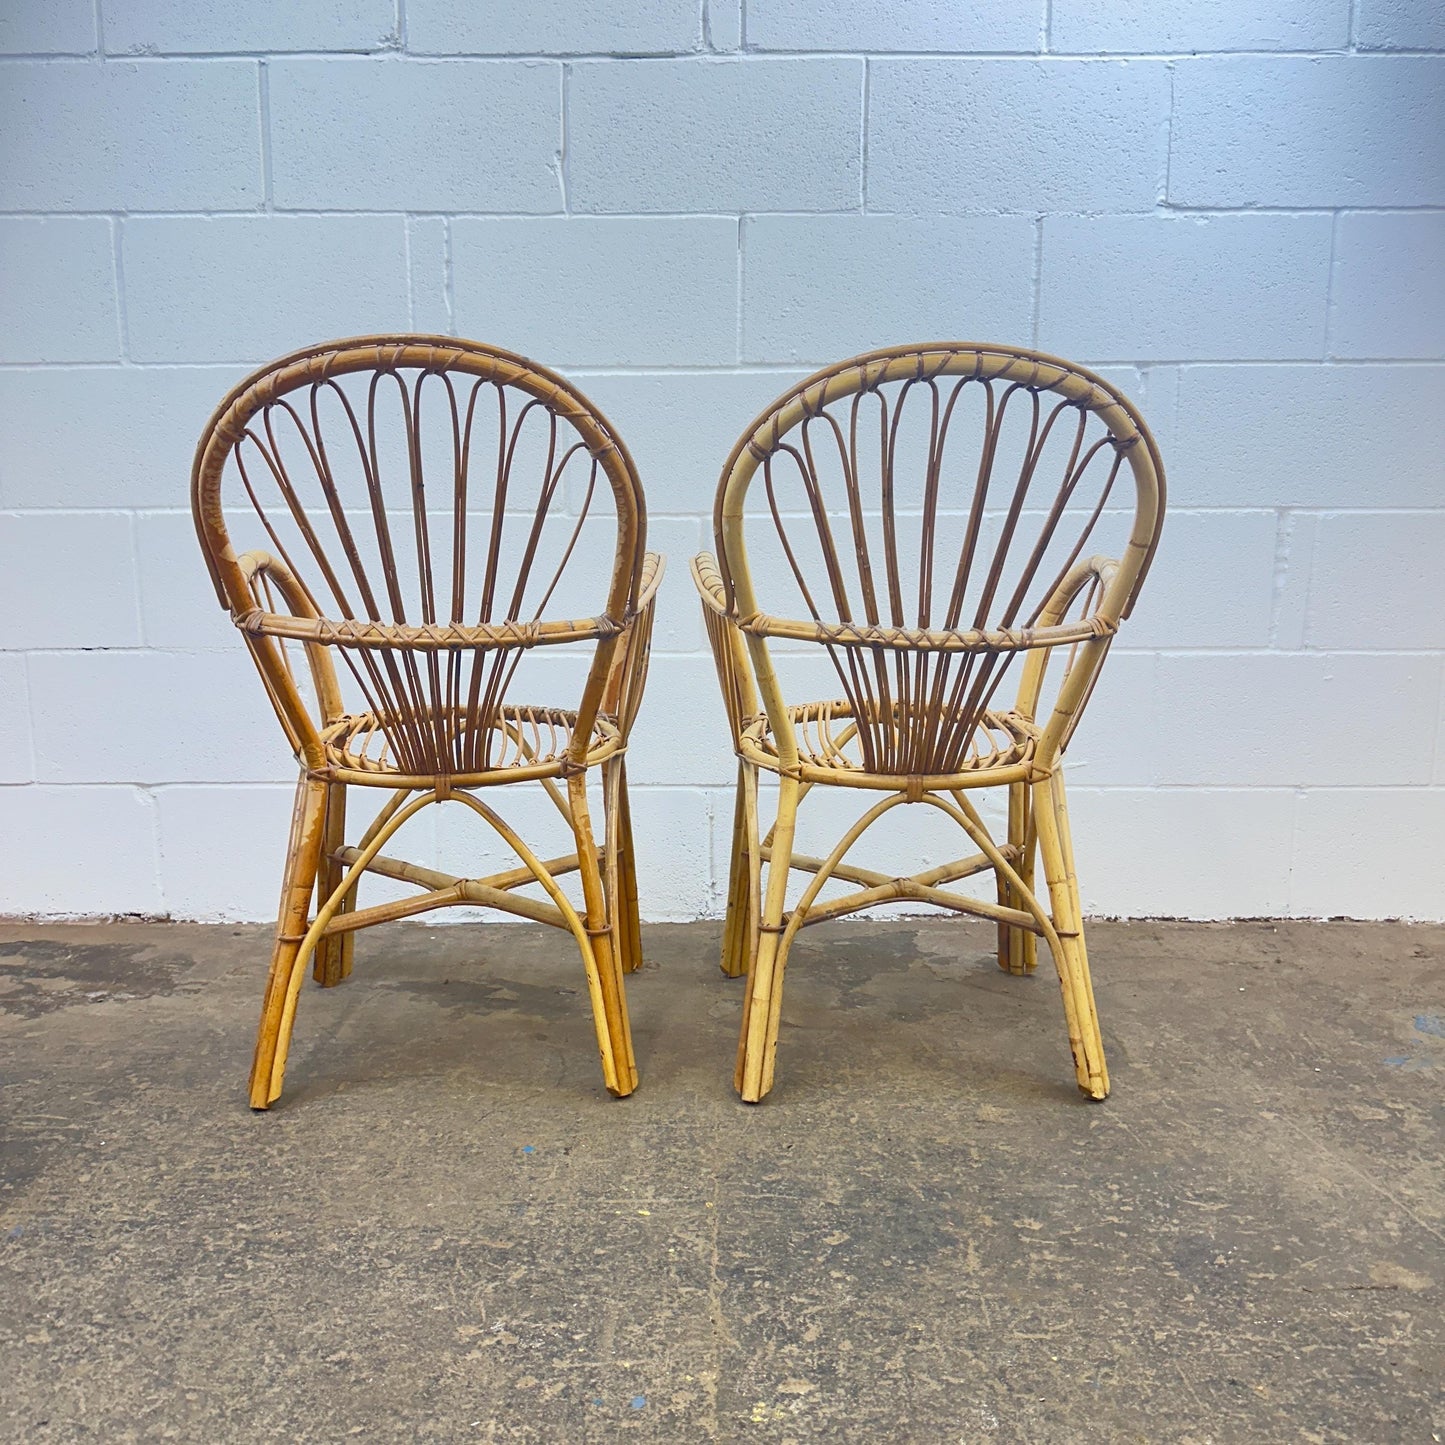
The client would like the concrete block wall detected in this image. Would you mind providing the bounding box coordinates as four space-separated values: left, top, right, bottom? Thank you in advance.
1 0 1442 922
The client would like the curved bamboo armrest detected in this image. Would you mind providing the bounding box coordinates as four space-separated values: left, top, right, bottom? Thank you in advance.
1015 555 1124 750
233 551 338 757
605 551 666 736
692 550 730 616
636 550 666 616
692 552 760 746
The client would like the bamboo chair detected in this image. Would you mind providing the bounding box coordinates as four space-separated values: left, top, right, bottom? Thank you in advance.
192 335 662 1109
693 343 1165 1103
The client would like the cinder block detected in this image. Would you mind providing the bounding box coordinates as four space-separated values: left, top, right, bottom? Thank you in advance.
155 784 297 921
0 60 261 211
1154 653 1441 786
104 0 396 53
1040 215 1333 360
628 515 707 655
134 511 236 649
0 512 140 648
123 216 410 363
0 0 95 53
0 655 33 782
1067 788 1295 918
869 59 1168 213
406 0 701 55
569 370 811 515
450 217 738 367
1058 651 1161 788
0 367 242 509
407 218 452 334
1329 211 1445 360
1171 57 1445 208
742 215 1035 364
627 787 714 920
0 786 162 915
270 58 561 213
28 650 291 784
1119 511 1279 650
157 783 432 922
1172 364 1445 508
0 218 118 364
1357 0 1445 51
1052 0 1348 54
568 58 861 213
1292 789 1445 919
746 0 1042 52
625 656 739 787
1267 512 1317 651
1305 512 1445 649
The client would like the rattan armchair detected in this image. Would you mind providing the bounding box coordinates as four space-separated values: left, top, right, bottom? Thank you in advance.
693 343 1165 1103
192 336 661 1108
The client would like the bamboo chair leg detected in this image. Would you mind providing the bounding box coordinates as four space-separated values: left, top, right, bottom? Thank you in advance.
719 760 758 979
735 774 802 1103
997 780 1038 976
250 774 328 1110
613 761 644 975
569 771 639 1097
313 781 355 987
1033 770 1109 1100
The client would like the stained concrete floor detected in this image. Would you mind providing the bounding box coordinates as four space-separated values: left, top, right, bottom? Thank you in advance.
1 918 1442 1443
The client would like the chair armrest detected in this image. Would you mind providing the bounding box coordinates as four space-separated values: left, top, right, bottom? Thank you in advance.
1015 555 1123 757
605 551 666 739
692 552 759 746
691 549 729 616
230 551 339 764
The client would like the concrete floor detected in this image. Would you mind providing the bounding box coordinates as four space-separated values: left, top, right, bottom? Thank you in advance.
0 918 1441 1443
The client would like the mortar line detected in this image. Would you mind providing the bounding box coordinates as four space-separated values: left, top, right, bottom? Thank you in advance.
258 60 274 210
559 63 571 213
860 57 870 212
1323 210 1341 359
111 216 131 364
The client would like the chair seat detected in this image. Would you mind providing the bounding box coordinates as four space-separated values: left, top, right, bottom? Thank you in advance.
320 704 621 779
739 698 1039 782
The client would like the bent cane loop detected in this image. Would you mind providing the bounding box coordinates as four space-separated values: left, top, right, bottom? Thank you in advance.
265 787 437 1105
447 783 636 1096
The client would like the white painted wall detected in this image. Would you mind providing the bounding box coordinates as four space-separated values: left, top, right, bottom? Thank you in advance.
1 0 1442 922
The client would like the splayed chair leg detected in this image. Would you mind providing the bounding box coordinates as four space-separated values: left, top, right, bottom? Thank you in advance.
720 760 759 979
570 772 639 1097
606 760 644 975
1033 770 1109 1100
250 773 328 1110
313 780 355 986
997 779 1038 976
735 773 801 1102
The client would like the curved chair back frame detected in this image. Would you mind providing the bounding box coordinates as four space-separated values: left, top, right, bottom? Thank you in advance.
193 335 648 786
711 342 1164 783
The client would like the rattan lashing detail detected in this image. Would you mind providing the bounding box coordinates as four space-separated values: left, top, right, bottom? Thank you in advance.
192 335 660 1109
695 341 1166 1104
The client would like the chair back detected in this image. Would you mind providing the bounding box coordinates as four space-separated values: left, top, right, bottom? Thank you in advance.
192 335 647 780
712 343 1164 776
